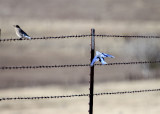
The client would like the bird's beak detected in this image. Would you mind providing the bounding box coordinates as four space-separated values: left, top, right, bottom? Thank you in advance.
13 25 16 27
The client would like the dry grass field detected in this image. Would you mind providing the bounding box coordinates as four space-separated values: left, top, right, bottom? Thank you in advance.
0 80 160 114
1 0 160 113
1 20 160 88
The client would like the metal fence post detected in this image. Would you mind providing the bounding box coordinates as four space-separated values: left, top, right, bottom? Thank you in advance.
89 28 95 114
0 29 1 39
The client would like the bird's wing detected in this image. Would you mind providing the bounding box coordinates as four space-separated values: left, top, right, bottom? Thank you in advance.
20 29 31 39
96 51 102 56
102 53 115 58
90 55 99 66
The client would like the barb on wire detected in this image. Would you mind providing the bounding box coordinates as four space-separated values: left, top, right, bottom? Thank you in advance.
0 35 91 42
0 88 159 101
0 60 160 70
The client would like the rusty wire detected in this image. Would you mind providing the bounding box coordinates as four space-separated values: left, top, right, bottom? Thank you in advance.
0 88 159 101
0 60 160 70
1 34 160 42
0 35 91 42
95 34 160 38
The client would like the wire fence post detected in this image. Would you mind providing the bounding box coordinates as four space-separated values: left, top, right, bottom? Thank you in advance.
89 28 95 114
0 29 1 39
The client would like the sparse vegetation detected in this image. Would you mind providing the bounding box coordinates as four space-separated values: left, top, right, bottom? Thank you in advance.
0 0 160 113
0 80 160 114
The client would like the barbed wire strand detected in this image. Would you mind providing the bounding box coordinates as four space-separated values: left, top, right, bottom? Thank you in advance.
0 60 160 70
0 88 159 101
95 35 160 38
1 34 160 42
0 35 91 42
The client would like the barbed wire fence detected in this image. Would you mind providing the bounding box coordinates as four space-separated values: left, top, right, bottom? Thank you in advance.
0 28 160 114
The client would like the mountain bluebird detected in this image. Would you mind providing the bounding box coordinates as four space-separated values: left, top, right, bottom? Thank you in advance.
13 25 31 39
90 51 115 66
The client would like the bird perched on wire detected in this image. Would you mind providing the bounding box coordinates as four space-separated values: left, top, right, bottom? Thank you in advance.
90 51 115 67
13 25 31 40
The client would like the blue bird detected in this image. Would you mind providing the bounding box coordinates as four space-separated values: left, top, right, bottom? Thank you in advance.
90 51 115 66
13 25 31 39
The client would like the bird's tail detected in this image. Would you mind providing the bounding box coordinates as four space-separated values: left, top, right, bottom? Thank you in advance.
25 36 31 39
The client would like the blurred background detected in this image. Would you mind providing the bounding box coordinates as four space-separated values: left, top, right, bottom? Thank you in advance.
0 0 160 114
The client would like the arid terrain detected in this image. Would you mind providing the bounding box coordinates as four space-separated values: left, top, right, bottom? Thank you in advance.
0 80 160 114
0 0 160 114
0 20 160 88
